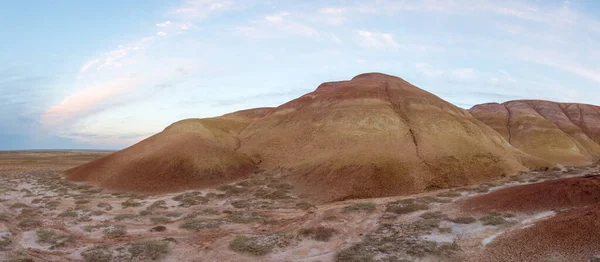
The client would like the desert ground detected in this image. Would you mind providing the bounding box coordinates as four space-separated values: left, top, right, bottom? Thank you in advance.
0 151 598 262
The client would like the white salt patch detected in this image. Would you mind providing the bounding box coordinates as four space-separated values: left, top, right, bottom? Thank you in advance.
521 211 556 224
421 233 454 243
482 232 503 246
20 231 47 250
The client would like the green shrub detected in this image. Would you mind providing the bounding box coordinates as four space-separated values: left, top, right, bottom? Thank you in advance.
436 191 462 198
227 211 264 224
480 215 507 226
18 218 41 229
114 214 137 221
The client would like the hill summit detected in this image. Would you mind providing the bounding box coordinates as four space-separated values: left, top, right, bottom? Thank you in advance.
64 73 599 202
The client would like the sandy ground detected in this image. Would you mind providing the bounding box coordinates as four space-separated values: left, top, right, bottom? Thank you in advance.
0 151 598 261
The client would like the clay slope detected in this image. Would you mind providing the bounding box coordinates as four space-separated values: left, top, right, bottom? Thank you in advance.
460 175 600 213
470 100 600 166
63 108 274 193
237 73 535 201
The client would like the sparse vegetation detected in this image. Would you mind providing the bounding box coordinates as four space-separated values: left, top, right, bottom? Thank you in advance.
148 200 168 210
114 213 137 221
0 234 12 248
103 225 127 238
436 191 462 198
480 215 507 226
342 202 376 213
18 218 41 229
420 211 448 220
10 202 28 209
295 202 315 210
75 199 91 205
128 240 170 260
121 199 142 208
172 192 208 207
150 216 170 224
0 213 10 222
229 233 296 256
179 219 223 231
227 211 264 223
298 226 336 241
81 245 113 262
58 210 78 218
449 216 477 224
36 229 73 247
385 199 430 215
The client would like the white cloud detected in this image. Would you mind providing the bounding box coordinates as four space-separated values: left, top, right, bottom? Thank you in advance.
357 30 399 49
415 63 445 77
157 31 167 36
451 68 478 80
79 59 100 73
171 0 232 19
264 12 319 37
156 21 171 27
318 7 347 25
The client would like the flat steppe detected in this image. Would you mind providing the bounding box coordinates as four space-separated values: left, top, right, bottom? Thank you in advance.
0 151 598 262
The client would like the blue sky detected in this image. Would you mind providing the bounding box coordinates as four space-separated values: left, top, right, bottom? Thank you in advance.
1 0 600 150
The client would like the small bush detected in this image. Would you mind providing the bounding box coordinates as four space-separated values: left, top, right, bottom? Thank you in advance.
229 233 295 256
97 202 112 211
36 229 73 247
298 226 336 241
150 226 167 232
121 199 142 208
480 215 507 226
385 203 429 215
295 202 315 210
10 202 28 209
179 220 223 231
165 212 183 218
148 200 168 210
0 234 12 247
114 214 137 221
449 216 477 224
58 211 78 218
81 245 112 262
18 218 41 229
436 191 462 198
74 199 90 205
103 226 127 238
227 211 264 224
231 200 251 208
150 216 170 224
419 211 448 220
342 202 376 213
0 213 10 222
172 192 208 207
128 240 170 260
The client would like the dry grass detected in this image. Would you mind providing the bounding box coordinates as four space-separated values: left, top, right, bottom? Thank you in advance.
128 240 170 260
298 226 337 241
342 202 376 213
103 225 127 238
179 220 223 231
36 229 73 247
227 211 264 223
229 233 296 256
81 245 112 262
449 216 477 224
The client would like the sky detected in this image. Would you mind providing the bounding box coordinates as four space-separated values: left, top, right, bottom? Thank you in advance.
1 0 600 150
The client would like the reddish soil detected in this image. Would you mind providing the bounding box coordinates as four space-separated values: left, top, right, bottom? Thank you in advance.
479 203 600 262
460 175 600 213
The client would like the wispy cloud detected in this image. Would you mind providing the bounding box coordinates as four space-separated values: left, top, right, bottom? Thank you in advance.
356 30 399 49
170 0 232 19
